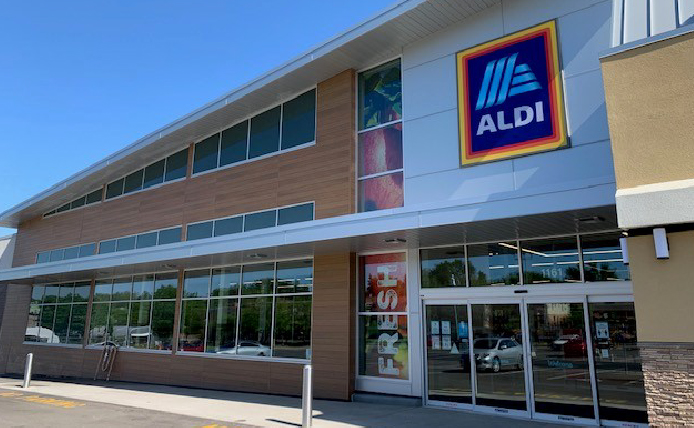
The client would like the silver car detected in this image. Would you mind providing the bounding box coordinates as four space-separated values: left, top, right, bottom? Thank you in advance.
474 338 524 372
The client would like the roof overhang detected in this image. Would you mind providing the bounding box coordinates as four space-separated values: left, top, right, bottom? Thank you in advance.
0 0 502 228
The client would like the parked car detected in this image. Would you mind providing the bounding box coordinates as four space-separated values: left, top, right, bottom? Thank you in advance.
474 338 523 372
217 341 271 356
553 333 587 357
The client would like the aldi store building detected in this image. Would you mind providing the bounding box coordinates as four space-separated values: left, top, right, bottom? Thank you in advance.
1 1 691 426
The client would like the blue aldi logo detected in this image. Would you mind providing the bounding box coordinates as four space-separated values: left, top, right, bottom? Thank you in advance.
457 21 567 166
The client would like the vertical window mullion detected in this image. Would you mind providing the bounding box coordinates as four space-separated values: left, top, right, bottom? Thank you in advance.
216 133 222 168
245 118 251 160
234 263 243 355
278 103 284 151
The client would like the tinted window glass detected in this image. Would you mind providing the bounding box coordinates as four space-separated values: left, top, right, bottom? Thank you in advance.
123 169 144 194
154 272 178 299
273 295 312 359
112 277 132 301
68 304 87 344
58 283 74 303
206 298 238 354
49 249 64 262
89 303 109 344
244 210 276 232
186 222 213 241
522 237 581 284
165 149 188 182
136 232 158 249
43 285 59 303
178 299 206 352
132 274 154 300
420 247 466 288
105 178 124 199
582 233 630 281
79 243 96 257
31 286 45 304
99 240 116 254
150 301 175 350
281 89 316 150
93 280 112 302
277 203 313 226
36 251 50 264
183 269 210 298
249 106 281 159
63 247 80 260
158 227 182 245
73 281 91 302
468 242 520 286
220 121 248 166
238 296 272 350
241 263 274 295
57 202 70 213
193 133 220 174
70 196 86 209
211 267 240 297
116 236 136 252
143 159 165 189
276 260 313 293
214 216 243 237
85 189 102 204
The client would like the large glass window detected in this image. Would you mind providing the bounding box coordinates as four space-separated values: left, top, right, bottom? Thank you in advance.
281 89 316 150
249 106 281 159
123 169 144 194
214 216 243 237
105 178 124 199
164 148 189 182
358 253 408 380
581 233 630 281
178 260 312 359
26 282 89 345
186 221 214 241
193 133 220 174
358 59 402 130
143 159 165 189
220 121 248 167
244 210 276 232
468 242 519 286
522 237 581 284
420 247 466 288
277 203 314 226
88 272 178 350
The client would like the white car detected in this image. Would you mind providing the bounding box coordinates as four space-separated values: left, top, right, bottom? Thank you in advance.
217 341 271 356
474 338 524 372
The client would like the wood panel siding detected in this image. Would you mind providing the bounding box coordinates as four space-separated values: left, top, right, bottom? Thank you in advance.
12 69 356 267
312 252 356 400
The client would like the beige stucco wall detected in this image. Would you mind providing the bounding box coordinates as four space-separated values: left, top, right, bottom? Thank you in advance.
628 231 694 342
601 31 694 190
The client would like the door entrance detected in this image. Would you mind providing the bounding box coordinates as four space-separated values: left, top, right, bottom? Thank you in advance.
423 297 647 425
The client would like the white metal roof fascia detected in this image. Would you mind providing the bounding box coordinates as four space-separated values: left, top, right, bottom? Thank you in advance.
0 0 428 228
0 181 617 282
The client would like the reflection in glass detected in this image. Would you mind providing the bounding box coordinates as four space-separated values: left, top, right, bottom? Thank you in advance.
157 227 182 245
206 298 238 354
582 234 630 281
183 270 210 298
54 304 71 343
132 274 154 300
521 237 581 284
136 232 157 249
116 236 136 252
211 267 240 297
193 133 220 174
357 172 404 212
40 305 56 341
43 285 59 303
420 247 466 289
58 283 74 303
249 106 281 159
527 303 594 419
68 304 87 345
164 149 188 182
26 304 41 342
281 89 316 150
358 314 408 379
238 297 273 355
220 121 248 166
112 277 132 301
241 263 274 295
178 300 207 352
277 203 314 226
89 303 109 344
244 210 276 231
426 305 472 403
150 301 175 350
99 240 116 254
468 242 519 286
276 260 313 293
128 301 152 349
153 272 178 299
31 286 45 304
273 295 312 359
471 304 526 410
73 281 91 302
187 221 213 241
214 216 243 237
109 302 129 346
94 280 112 302
589 302 647 423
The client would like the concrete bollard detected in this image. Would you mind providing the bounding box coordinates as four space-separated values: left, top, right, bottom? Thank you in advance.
301 364 313 428
22 353 33 389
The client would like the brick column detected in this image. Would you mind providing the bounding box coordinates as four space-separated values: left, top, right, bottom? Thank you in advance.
640 342 694 426
312 252 356 400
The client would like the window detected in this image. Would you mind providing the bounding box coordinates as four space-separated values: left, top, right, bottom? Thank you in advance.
36 251 50 264
193 134 220 174
63 247 80 260
220 121 248 166
158 227 182 245
244 210 276 232
214 216 243 237
136 232 157 249
281 89 316 150
358 253 408 380
357 59 404 212
249 106 281 159
105 178 125 199
36 243 96 264
49 249 64 262
420 246 466 288
85 189 103 205
467 242 519 286
25 282 90 345
116 236 136 252
277 203 314 226
123 169 144 194
164 148 189 182
581 233 630 281
521 237 581 284
44 188 102 218
99 240 116 254
96 226 181 256
143 159 165 189
70 196 85 209
178 260 312 359
88 273 177 350
79 243 96 257
186 222 213 241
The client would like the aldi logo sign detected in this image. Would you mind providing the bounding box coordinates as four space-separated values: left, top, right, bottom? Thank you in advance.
457 21 567 166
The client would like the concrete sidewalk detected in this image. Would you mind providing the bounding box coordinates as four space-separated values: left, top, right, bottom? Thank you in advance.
0 377 562 427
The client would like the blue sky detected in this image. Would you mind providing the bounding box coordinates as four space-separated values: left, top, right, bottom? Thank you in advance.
0 0 395 236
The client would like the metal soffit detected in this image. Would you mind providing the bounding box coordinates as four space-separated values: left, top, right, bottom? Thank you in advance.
0 0 501 227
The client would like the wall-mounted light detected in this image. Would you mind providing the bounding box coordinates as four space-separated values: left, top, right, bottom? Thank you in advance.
619 237 629 265
653 228 669 260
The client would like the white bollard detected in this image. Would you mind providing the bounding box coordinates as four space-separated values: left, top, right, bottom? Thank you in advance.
301 364 313 428
22 353 33 389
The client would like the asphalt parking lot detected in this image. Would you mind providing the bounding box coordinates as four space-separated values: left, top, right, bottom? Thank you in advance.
0 389 254 428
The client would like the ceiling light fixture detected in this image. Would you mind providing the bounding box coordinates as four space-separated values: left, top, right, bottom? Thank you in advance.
384 238 407 244
249 253 268 259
